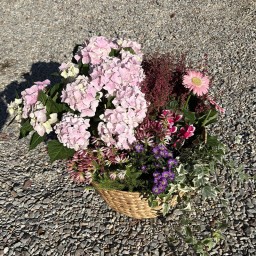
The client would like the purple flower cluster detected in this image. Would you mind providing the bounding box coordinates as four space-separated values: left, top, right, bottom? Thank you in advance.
152 169 176 195
135 144 144 153
151 144 178 195
152 144 173 159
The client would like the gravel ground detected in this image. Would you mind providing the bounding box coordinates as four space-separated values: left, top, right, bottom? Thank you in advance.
0 0 255 255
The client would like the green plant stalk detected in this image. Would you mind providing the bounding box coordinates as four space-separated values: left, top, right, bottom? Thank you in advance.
184 94 191 110
202 110 212 127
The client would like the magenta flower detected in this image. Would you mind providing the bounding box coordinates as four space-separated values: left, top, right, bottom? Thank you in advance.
179 125 196 139
183 71 210 96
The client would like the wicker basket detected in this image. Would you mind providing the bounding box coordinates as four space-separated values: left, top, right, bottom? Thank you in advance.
93 183 181 219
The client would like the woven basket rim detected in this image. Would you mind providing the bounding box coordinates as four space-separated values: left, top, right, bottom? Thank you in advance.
92 182 147 196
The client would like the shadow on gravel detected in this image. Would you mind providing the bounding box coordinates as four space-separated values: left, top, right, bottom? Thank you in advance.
0 61 61 130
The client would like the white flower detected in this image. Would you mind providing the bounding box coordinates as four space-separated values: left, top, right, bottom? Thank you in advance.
117 170 126 180
42 121 53 134
14 98 22 105
7 98 23 122
59 62 79 79
48 113 58 124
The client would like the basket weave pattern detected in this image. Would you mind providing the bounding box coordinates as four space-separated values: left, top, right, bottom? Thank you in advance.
94 183 180 219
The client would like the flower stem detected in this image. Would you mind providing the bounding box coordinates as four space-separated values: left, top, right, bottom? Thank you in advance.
184 94 191 110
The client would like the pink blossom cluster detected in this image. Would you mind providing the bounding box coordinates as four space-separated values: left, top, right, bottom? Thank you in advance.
117 38 143 61
54 113 91 151
74 36 118 65
74 36 143 66
98 85 147 150
61 75 102 117
59 36 147 150
172 124 196 148
29 102 58 136
90 55 144 95
29 102 47 136
157 110 196 147
179 125 196 139
21 80 50 118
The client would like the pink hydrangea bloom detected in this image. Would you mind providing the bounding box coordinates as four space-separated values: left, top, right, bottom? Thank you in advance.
54 113 91 151
90 55 144 96
117 39 143 62
61 75 102 117
183 71 210 96
112 85 147 124
29 102 58 136
29 102 47 136
21 79 50 118
74 36 118 65
70 37 147 150
98 86 148 150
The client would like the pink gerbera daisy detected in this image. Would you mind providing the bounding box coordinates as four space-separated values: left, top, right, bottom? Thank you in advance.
183 71 210 96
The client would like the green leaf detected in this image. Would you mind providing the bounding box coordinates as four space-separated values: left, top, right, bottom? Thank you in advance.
47 140 75 162
122 47 136 54
168 100 179 110
206 135 219 147
45 98 70 113
15 90 19 99
48 83 63 97
38 90 48 105
182 109 196 124
202 238 215 250
202 109 218 127
151 200 159 208
50 72 60 77
29 132 45 150
109 48 120 57
106 95 115 108
84 185 94 190
80 64 90 76
46 97 60 113
184 226 193 238
213 230 224 243
201 185 218 199
19 120 33 138
183 202 192 211
162 202 170 216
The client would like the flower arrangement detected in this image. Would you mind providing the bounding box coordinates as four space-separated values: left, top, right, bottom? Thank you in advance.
9 36 251 254
9 36 230 218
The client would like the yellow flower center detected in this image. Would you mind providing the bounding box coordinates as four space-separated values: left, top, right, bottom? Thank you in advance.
191 77 202 87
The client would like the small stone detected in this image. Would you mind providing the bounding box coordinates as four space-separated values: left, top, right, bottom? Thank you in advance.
93 246 100 252
11 190 18 197
23 179 32 189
